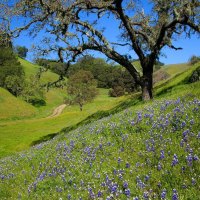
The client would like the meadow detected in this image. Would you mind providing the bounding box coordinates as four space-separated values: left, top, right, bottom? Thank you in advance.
0 80 199 199
0 60 199 158
0 60 199 199
0 88 126 158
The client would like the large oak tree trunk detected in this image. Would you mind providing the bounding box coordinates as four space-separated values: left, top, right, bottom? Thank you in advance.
141 62 153 101
141 74 153 101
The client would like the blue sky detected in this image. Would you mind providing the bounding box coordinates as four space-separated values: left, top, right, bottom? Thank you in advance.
12 1 200 65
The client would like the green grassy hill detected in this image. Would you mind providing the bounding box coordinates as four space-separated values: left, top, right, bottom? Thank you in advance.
0 62 199 199
19 58 59 83
0 87 37 120
162 63 192 75
0 58 67 120
0 59 198 159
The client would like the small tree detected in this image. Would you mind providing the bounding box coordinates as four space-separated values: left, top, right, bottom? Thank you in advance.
66 70 98 111
5 75 24 96
189 55 200 65
0 47 25 96
21 75 45 106
15 46 28 58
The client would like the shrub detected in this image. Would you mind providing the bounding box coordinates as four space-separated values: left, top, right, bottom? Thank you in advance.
109 86 125 97
0 47 25 96
189 55 200 65
188 66 200 83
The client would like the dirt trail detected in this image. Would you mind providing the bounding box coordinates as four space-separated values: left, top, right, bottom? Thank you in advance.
47 104 67 118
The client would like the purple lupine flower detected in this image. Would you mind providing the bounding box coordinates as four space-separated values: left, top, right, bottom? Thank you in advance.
161 188 167 199
145 175 150 182
125 162 130 168
180 139 184 147
130 120 135 126
172 189 178 200
190 119 194 125
143 191 149 200
134 197 139 200
110 184 118 193
88 187 95 199
99 143 103 149
160 150 165 160
186 154 193 166
97 190 102 197
118 157 122 164
191 178 196 185
193 155 199 161
124 188 131 197
123 181 128 189
171 154 178 167
157 162 162 171
181 121 186 128
67 194 71 200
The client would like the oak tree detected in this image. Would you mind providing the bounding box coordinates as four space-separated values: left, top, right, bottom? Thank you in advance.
66 70 98 111
1 0 199 100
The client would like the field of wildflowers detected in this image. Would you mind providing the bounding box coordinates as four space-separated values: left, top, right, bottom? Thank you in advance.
0 94 199 199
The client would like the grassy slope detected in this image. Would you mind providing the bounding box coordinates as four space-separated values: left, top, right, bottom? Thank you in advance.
0 69 199 199
0 88 126 158
162 63 192 75
19 58 59 83
0 87 37 120
0 60 197 158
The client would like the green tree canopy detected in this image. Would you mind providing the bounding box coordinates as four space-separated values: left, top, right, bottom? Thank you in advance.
2 0 200 100
15 46 28 58
66 70 98 111
0 47 25 96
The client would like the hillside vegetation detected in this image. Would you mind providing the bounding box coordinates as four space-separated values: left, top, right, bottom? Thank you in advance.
0 60 198 159
0 72 199 199
0 87 37 120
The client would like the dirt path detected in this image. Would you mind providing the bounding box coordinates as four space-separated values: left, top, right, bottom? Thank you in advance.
47 104 67 118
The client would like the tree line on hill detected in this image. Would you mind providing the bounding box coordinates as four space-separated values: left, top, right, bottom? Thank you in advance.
0 46 45 106
36 55 164 97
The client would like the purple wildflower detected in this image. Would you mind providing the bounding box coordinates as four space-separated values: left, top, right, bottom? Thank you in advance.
160 150 165 160
161 189 167 199
172 189 178 200
124 188 131 197
171 154 178 167
123 181 128 189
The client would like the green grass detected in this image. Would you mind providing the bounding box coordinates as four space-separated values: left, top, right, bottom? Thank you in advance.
0 59 199 159
155 63 200 96
0 60 200 199
0 81 199 199
0 88 127 158
19 58 59 83
0 87 37 120
162 63 192 75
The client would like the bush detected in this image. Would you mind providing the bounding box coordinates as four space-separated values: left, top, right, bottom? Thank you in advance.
28 98 46 106
109 86 125 97
189 55 200 65
5 75 24 96
67 70 98 111
20 75 46 106
0 47 25 96
14 46 28 58
188 67 200 83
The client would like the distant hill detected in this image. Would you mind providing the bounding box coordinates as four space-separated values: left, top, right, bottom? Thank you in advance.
0 87 36 120
0 58 67 120
19 58 60 83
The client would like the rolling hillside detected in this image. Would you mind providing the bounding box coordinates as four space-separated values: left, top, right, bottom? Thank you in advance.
19 58 59 83
0 62 199 199
0 59 198 158
0 87 37 120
